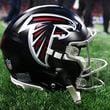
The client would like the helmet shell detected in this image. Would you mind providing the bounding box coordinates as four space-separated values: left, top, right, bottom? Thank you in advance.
1 5 88 90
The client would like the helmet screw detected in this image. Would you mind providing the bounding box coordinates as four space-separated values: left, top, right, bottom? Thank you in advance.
55 71 58 75
51 83 56 89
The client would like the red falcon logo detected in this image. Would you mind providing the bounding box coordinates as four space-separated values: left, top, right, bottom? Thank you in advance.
19 14 78 67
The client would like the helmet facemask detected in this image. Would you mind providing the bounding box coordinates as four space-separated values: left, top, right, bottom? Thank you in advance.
64 28 108 103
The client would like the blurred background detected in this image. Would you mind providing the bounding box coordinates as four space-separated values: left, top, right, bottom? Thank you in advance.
0 0 29 18
0 0 103 23
0 0 108 34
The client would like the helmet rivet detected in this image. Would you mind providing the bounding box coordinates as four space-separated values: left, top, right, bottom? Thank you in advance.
55 71 58 75
51 83 56 89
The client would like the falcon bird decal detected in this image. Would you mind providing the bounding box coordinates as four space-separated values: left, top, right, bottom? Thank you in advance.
19 14 78 67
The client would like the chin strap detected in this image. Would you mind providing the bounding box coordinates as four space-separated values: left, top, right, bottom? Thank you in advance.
66 85 81 104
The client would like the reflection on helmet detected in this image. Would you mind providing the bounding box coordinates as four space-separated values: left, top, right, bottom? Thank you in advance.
1 5 108 104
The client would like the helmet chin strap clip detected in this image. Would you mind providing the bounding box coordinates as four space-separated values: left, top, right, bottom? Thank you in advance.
66 85 81 104
55 68 81 104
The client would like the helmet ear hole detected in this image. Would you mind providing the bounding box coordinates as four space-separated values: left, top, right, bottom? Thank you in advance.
62 60 82 87
48 56 82 88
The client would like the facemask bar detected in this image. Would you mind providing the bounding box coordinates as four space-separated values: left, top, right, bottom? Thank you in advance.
76 58 108 90
65 28 108 90
65 28 95 70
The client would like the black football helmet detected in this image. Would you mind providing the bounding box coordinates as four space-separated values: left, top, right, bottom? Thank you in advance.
1 5 107 104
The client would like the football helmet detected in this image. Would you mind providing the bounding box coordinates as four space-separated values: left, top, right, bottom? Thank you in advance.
1 5 107 104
